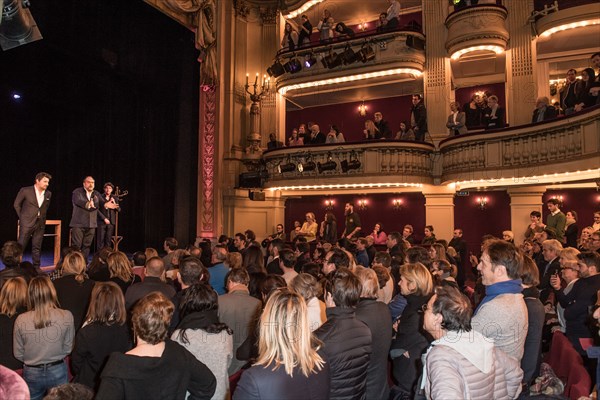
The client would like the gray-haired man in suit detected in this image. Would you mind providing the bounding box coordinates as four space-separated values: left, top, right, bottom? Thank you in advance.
14 172 52 268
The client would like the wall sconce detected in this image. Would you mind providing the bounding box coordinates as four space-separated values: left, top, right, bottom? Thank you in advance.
357 199 368 211
476 196 488 210
358 100 367 116
357 22 367 32
392 198 403 210
324 198 335 210
474 90 485 98
550 195 564 203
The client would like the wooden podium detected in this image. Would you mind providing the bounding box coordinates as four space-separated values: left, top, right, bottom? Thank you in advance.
17 220 61 269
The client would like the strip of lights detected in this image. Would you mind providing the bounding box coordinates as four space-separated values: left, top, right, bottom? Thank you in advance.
540 19 600 38
284 0 325 19
450 45 504 60
449 168 600 190
269 182 424 191
279 68 423 95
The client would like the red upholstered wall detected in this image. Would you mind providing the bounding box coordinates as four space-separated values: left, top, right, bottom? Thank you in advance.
284 192 426 241
455 83 506 110
286 95 415 142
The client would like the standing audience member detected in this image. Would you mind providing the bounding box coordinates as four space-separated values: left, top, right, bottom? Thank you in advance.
410 94 428 141
520 256 545 387
71 282 131 391
297 15 313 47
170 256 208 331
446 101 467 136
218 268 262 375
0 277 28 370
234 290 330 400
385 0 401 30
538 239 563 303
317 11 334 44
52 251 95 331
565 210 579 249
320 211 337 244
209 246 229 295
96 292 216 399
172 284 233 400
280 22 298 51
14 276 74 400
125 257 176 310
315 268 372 399
473 240 528 362
421 225 436 245
162 237 179 270
482 95 505 130
464 94 482 129
298 212 318 242
560 69 584 114
574 68 597 111
421 286 523 399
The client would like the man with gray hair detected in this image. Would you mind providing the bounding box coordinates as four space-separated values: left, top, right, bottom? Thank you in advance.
532 96 558 123
209 245 229 295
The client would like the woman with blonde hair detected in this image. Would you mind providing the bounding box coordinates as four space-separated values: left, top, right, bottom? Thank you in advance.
226 251 242 270
298 212 318 242
363 119 379 139
52 251 95 330
72 282 131 390
234 290 330 400
144 247 159 261
14 275 74 400
106 251 141 294
390 262 433 397
0 277 28 370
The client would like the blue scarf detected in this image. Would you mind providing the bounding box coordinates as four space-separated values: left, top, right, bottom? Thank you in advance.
475 279 522 314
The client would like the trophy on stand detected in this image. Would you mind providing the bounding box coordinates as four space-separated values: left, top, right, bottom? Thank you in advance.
110 186 128 251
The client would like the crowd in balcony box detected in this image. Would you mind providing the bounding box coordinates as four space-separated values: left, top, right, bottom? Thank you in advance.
2 199 600 398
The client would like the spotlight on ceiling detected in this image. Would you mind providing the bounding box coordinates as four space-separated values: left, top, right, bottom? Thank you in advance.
340 46 361 65
304 53 317 68
283 57 302 74
358 45 375 63
0 0 43 51
317 152 337 173
297 161 316 173
267 60 286 78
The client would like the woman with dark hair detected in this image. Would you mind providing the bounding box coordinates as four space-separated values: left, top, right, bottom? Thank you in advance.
395 121 415 140
172 284 233 400
87 247 114 282
574 67 597 111
243 245 265 273
565 210 579 249
421 225 436 245
334 22 355 39
326 125 345 143
71 282 131 391
297 15 312 47
464 94 482 129
280 22 298 51
0 277 28 370
52 251 95 331
198 241 213 270
97 292 216 399
370 222 388 245
14 276 74 400
320 211 337 244
0 241 38 287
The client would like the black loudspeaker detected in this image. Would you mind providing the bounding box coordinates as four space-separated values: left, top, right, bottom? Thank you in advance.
249 191 265 201
239 172 262 188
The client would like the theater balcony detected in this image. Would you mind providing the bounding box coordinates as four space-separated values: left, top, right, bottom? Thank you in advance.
439 106 600 189
261 140 435 192
271 30 426 108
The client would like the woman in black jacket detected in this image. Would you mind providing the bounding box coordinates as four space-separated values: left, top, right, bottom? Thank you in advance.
71 282 131 391
320 211 337 244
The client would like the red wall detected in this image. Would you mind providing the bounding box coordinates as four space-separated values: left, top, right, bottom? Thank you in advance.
455 83 506 109
286 94 414 142
543 189 600 229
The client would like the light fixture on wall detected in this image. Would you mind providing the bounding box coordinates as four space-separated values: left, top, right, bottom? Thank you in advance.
392 198 403 210
550 195 564 203
357 22 367 32
357 198 368 211
476 196 488 210
358 100 367 116
324 198 335 210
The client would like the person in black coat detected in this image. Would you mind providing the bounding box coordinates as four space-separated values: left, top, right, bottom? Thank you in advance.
0 277 28 370
410 94 428 141
72 282 131 391
96 182 120 251
354 267 393 400
314 268 372 400
13 172 52 268
521 257 545 387
531 96 558 123
565 211 579 249
538 240 562 304
297 15 313 47
0 242 39 288
482 95 506 130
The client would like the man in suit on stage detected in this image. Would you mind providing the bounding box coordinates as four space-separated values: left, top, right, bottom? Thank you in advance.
96 182 120 250
13 172 52 268
70 176 111 259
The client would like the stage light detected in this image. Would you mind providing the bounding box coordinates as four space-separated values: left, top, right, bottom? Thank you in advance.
340 46 361 65
317 152 337 173
304 54 317 68
267 60 285 78
322 51 342 69
284 58 302 74
0 0 43 51
297 161 316 173
358 45 375 63
341 150 361 172
278 162 297 174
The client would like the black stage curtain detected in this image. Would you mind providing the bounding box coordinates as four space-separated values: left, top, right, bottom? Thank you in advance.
0 0 199 253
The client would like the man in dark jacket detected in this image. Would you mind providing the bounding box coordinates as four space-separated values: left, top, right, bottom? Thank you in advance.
374 112 391 139
125 257 176 310
531 96 558 123
410 94 428 142
315 268 372 400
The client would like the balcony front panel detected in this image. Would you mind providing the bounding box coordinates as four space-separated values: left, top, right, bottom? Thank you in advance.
439 107 600 187
445 4 509 60
262 141 435 190
534 4 600 39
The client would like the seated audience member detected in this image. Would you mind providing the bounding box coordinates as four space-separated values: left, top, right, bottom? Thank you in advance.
306 124 326 144
71 282 131 391
421 225 436 245
218 268 262 375
422 286 523 399
52 251 95 331
297 15 312 47
172 284 233 400
209 246 230 295
538 239 563 303
574 67 597 112
290 273 326 331
106 251 142 295
395 121 415 140
473 240 528 362
97 292 216 399
502 230 514 243
44 383 93 400
520 256 545 387
266 133 283 150
334 22 355 39
532 96 558 123
14 276 74 400
234 290 330 400
279 248 299 285
369 222 388 245
354 267 393 400
363 119 379 140
315 268 372 399
266 239 284 275
410 94 428 142
280 22 298 51
446 101 467 136
170 256 208 330
0 277 28 370
0 241 38 288
430 259 458 289
464 94 482 129
390 263 433 397
125 257 176 310
289 220 302 242
482 95 505 130
162 237 179 270
402 224 415 244
551 251 600 354
295 241 311 273
326 125 345 143
288 128 303 146
374 112 392 138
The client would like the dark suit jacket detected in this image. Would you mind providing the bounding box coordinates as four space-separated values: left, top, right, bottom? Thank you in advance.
97 195 120 225
483 106 506 130
375 119 391 139
14 186 51 228
70 187 107 228
531 106 558 123
309 131 326 144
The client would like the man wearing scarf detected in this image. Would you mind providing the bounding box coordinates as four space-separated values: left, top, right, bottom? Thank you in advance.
473 240 528 362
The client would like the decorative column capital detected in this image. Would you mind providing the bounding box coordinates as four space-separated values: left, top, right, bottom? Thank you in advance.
259 7 278 25
234 0 251 20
